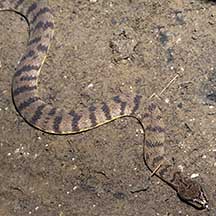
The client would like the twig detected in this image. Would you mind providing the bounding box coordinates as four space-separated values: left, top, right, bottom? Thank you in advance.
158 74 180 96
149 73 180 100
151 161 163 177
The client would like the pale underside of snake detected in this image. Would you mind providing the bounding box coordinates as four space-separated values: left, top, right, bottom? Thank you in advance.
0 0 209 210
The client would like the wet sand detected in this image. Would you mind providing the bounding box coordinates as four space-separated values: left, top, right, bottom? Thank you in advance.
0 1 216 215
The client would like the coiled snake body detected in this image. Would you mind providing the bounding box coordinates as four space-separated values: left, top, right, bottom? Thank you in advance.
0 0 208 210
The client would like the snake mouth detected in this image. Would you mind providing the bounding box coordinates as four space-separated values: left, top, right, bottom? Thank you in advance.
178 196 207 210
188 199 208 210
178 190 208 210
192 188 209 210
191 198 208 210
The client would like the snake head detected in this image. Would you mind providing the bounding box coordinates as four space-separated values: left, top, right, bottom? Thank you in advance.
177 177 208 209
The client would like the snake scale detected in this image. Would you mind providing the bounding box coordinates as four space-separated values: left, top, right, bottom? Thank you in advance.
0 0 209 210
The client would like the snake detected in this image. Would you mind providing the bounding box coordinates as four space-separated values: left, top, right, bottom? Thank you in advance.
0 0 209 210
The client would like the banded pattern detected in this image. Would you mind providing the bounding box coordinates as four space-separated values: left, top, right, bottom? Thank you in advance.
0 0 208 210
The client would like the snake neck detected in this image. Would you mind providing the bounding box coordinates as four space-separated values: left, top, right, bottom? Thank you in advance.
141 101 183 190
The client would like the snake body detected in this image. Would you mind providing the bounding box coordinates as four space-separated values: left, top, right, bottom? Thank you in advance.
0 0 208 209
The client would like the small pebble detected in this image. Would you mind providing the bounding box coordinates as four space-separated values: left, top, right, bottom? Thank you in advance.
165 98 169 103
14 148 20 154
202 155 207 159
189 118 195 122
178 165 184 172
191 173 199 179
73 186 78 191
176 38 181 44
87 83 94 88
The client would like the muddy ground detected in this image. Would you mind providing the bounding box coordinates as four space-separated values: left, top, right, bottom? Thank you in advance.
0 0 216 215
